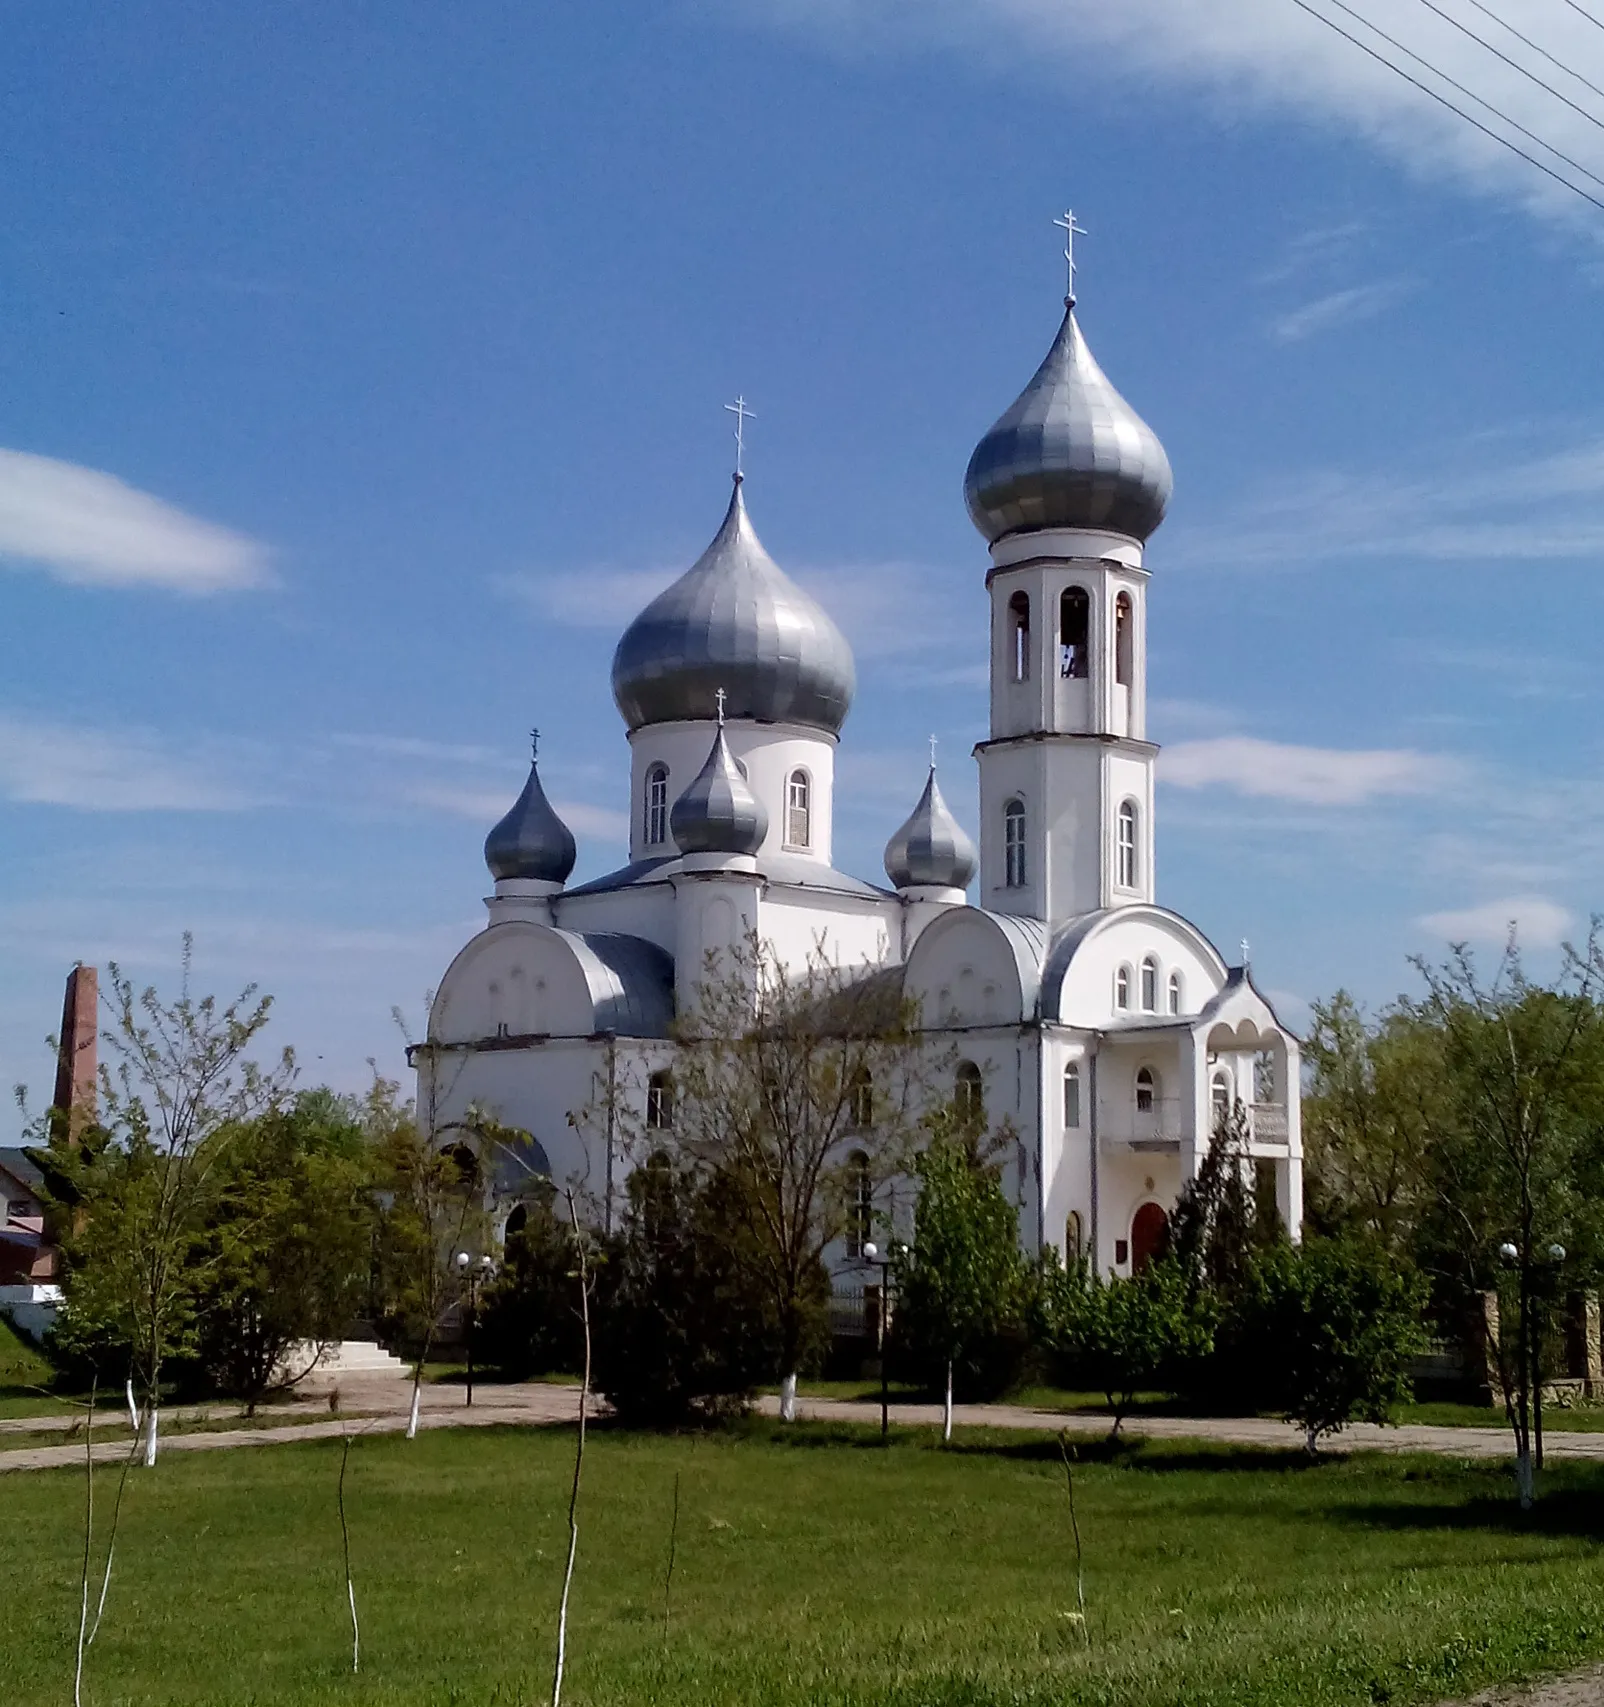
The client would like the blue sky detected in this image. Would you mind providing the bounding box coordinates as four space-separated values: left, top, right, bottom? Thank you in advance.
5 0 1604 1115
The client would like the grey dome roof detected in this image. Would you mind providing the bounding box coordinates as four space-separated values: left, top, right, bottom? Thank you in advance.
611 477 855 735
484 757 577 884
884 767 977 891
670 724 768 856
964 304 1172 545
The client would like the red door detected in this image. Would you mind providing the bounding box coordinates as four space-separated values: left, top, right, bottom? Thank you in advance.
1131 1203 1169 1274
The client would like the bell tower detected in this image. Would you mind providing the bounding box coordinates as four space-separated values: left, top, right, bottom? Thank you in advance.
963 218 1172 926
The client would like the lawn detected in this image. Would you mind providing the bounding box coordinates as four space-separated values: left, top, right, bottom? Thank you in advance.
7 1422 1604 1707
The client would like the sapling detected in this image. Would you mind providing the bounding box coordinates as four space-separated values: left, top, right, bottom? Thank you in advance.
551 1188 593 1707
338 1424 360 1672
74 1378 97 1707
1057 1431 1089 1646
662 1470 681 1653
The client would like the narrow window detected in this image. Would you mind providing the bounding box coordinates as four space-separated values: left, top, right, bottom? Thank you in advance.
849 1066 873 1130
955 1060 984 1128
1115 965 1131 1010
1140 955 1158 1013
646 1069 674 1131
1117 800 1138 890
1114 592 1134 686
1065 1209 1084 1264
1167 970 1182 1016
1062 1062 1081 1129
1059 586 1089 679
1135 1066 1156 1114
644 763 669 846
1210 1070 1232 1127
786 769 811 848
846 1149 872 1259
1003 798 1027 888
1008 590 1031 682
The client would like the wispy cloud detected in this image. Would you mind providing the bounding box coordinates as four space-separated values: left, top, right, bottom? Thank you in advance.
496 567 675 629
407 782 628 844
1418 894 1575 948
0 715 264 811
0 448 270 592
742 0 1604 225
1163 735 1454 805
1270 278 1412 343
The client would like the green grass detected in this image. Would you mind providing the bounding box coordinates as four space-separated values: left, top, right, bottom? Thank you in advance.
6 1421 1604 1707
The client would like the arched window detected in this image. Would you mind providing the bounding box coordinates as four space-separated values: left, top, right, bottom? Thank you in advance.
443 1142 479 1187
644 763 669 846
1117 800 1139 890
1211 1070 1232 1127
1064 1209 1084 1265
1140 955 1159 1012
1167 970 1182 1016
1008 590 1031 682
1115 965 1131 1010
955 1060 984 1128
1135 1066 1156 1113
786 769 811 848
1062 1062 1081 1129
504 1202 529 1241
1004 798 1026 888
848 1066 873 1130
846 1149 872 1259
646 1069 674 1131
1059 586 1089 679
1114 592 1134 686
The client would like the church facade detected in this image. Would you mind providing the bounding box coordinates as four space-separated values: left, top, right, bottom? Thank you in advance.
418 255 1303 1279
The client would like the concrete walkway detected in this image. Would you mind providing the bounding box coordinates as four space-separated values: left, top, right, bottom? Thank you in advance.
6 1372 1603 1473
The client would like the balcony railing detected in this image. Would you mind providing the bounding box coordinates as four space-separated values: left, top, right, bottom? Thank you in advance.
1101 1096 1185 1152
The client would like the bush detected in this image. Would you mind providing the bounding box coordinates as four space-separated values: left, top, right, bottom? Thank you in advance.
594 1162 794 1426
478 1189 587 1379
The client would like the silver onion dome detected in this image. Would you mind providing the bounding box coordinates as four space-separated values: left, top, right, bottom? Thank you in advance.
611 476 855 735
884 767 977 891
484 753 577 884
964 304 1172 546
670 722 768 856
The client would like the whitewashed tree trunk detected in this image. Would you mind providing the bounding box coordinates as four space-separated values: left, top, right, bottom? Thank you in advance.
406 1382 422 1441
1516 1447 1535 1509
943 1361 954 1445
125 1379 140 1433
1305 1423 1319 1455
143 1403 158 1468
779 1372 798 1422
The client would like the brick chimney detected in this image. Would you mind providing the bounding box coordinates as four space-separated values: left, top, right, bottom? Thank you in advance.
51 963 98 1146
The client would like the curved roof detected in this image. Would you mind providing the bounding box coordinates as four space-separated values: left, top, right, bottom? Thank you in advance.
1039 906 1228 1021
484 758 577 884
903 906 1051 1022
565 850 887 902
611 476 856 735
964 304 1172 546
884 767 977 891
568 931 676 1036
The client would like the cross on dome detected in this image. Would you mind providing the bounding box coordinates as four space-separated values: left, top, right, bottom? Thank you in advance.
724 395 756 478
529 727 540 760
715 685 727 726
928 733 938 770
1052 209 1089 305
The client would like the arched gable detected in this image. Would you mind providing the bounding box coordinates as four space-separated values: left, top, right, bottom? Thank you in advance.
429 923 674 1044
903 907 1049 1027
1041 906 1229 1025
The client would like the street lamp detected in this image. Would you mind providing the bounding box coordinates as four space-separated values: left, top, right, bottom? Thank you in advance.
862 1241 894 1442
456 1252 494 1407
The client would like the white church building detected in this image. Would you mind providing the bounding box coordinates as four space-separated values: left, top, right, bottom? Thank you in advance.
418 247 1303 1280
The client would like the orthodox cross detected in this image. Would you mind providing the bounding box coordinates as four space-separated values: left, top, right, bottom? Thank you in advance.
1240 937 1251 968
929 733 938 770
725 395 756 477
715 686 727 727
529 727 539 761
1052 209 1089 303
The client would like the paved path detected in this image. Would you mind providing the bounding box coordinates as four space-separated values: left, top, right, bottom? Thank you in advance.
7 1375 1604 1474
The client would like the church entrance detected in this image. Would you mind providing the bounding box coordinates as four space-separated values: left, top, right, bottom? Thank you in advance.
1130 1202 1169 1274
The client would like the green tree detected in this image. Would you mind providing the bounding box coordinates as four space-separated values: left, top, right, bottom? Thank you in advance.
193 1091 373 1413
479 1186 587 1379
48 941 295 1463
893 1121 1032 1440
1242 1237 1428 1452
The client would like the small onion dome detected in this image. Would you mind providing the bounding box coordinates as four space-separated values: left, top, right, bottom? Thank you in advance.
484 756 577 884
964 304 1172 546
611 476 856 736
884 767 977 891
669 723 768 856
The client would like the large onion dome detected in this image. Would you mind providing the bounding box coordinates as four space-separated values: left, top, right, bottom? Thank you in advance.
611 476 855 736
670 722 768 856
484 752 577 884
884 766 977 891
964 303 1172 546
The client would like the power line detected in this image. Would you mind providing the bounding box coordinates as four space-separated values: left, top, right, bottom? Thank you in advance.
1461 0 1604 108
1318 0 1604 187
1407 0 1604 137
1286 0 1604 212
1557 0 1604 40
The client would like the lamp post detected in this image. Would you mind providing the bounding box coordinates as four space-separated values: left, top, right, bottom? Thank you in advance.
456 1252 494 1407
1498 1237 1566 1492
862 1241 892 1442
